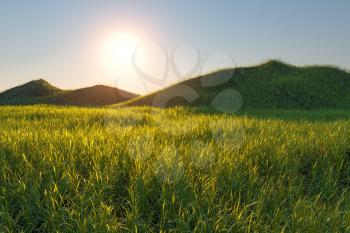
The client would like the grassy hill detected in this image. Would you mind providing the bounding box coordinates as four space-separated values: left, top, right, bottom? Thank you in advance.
48 85 138 106
0 79 63 105
0 80 138 106
119 60 350 110
2 60 350 109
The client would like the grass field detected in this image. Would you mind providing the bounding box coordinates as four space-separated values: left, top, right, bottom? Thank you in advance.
1 105 350 232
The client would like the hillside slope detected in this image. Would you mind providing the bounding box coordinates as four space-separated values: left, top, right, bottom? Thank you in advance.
0 79 63 105
48 85 138 106
119 60 350 109
0 80 138 106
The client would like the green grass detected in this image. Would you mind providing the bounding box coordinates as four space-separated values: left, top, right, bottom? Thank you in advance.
120 60 350 109
1 105 350 232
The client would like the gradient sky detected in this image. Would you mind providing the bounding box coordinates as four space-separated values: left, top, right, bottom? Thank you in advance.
0 0 349 94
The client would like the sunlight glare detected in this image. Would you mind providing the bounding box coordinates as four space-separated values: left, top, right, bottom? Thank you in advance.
103 32 141 73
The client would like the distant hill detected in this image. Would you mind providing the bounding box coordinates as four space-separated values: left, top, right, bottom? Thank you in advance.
0 79 63 105
48 85 137 106
118 60 350 110
2 60 350 109
0 80 138 106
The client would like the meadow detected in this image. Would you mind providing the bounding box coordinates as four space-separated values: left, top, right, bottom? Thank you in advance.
1 105 350 232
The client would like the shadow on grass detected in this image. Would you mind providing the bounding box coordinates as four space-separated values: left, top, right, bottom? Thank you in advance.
190 106 350 122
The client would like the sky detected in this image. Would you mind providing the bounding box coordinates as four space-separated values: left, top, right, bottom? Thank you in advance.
0 0 349 94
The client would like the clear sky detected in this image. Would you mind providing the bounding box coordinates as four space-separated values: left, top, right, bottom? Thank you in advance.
0 0 349 94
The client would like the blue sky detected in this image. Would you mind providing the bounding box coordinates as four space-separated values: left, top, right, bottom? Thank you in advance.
0 0 349 94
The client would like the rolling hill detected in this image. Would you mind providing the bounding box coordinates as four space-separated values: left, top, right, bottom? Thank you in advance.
2 60 350 109
48 85 137 106
0 79 63 105
0 79 138 106
118 60 350 110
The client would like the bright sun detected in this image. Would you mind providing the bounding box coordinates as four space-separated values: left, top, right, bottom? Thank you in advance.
103 32 141 73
